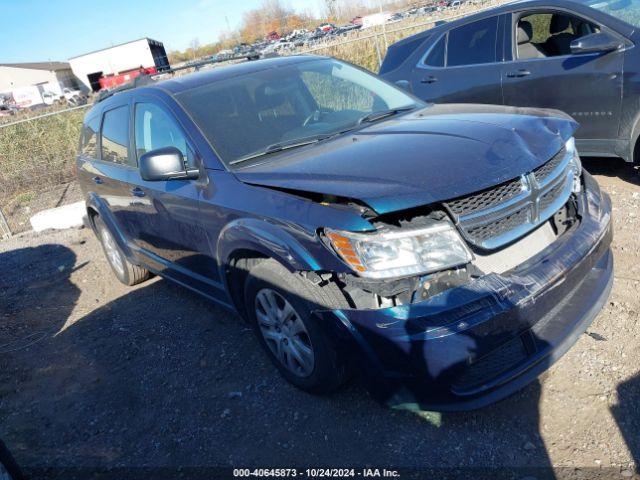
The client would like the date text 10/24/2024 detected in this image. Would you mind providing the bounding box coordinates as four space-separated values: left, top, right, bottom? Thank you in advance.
233 469 401 478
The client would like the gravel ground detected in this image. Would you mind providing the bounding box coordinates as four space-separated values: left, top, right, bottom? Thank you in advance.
0 158 638 479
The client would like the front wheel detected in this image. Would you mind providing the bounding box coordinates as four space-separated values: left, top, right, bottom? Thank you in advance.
244 259 351 394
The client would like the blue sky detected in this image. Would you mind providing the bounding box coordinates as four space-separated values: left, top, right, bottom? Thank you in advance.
0 0 322 63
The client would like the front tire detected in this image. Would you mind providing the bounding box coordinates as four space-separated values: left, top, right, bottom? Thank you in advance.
244 259 350 394
95 216 150 286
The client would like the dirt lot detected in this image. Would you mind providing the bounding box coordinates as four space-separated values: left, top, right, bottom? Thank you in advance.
0 158 639 479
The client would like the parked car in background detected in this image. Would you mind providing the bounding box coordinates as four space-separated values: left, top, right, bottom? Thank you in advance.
286 29 310 41
334 24 361 36
217 49 234 59
64 88 88 106
38 87 86 107
77 55 612 410
380 0 640 163
317 23 335 32
11 85 44 109
41 90 60 106
266 31 280 41
0 104 17 117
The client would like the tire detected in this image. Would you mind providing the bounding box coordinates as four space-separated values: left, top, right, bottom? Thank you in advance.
94 216 150 286
244 259 350 394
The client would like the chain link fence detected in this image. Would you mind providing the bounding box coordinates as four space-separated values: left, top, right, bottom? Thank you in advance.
0 0 508 239
0 105 87 237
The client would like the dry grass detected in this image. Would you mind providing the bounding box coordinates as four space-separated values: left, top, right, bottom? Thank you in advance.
0 108 85 233
0 108 84 195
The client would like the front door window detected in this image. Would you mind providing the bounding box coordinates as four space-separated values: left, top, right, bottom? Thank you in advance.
516 12 599 59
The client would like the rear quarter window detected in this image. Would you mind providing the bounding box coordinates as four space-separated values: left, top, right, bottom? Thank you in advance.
79 115 100 159
100 105 131 165
380 36 428 74
424 35 446 67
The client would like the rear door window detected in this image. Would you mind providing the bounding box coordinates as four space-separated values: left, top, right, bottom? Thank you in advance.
100 105 131 165
79 115 100 159
380 35 429 73
447 17 498 66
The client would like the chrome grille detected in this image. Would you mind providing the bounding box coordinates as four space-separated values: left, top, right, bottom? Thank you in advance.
539 180 566 212
446 177 524 216
465 207 530 243
533 147 566 183
444 147 574 250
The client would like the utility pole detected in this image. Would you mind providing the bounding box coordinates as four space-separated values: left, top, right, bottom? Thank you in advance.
225 15 237 46
379 0 389 49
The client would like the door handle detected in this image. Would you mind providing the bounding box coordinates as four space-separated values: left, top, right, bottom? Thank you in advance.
130 187 146 198
506 69 531 78
421 75 438 84
92 176 103 185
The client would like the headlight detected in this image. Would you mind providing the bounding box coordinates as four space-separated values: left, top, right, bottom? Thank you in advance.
566 137 582 193
325 221 473 279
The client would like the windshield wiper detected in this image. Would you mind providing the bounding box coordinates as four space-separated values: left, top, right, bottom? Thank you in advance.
230 133 339 165
229 109 415 166
357 106 416 125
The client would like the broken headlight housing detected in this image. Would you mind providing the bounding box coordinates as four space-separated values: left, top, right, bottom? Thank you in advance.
567 137 582 193
325 221 473 279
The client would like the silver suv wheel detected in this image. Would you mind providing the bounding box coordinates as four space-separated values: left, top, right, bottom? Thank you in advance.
100 226 125 278
254 288 315 377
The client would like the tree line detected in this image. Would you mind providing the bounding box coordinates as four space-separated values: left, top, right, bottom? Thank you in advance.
168 0 422 63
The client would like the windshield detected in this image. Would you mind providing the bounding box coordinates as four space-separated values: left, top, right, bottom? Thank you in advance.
582 0 640 27
176 58 422 167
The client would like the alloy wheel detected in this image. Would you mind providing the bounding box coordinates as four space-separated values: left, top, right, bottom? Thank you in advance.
254 288 315 377
100 227 125 278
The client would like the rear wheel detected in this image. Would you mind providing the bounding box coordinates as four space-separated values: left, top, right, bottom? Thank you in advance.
244 259 351 394
95 216 150 286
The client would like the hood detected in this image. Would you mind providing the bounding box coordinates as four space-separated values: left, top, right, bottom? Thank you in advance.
234 104 578 215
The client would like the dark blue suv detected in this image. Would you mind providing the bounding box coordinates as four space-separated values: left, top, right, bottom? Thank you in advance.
77 56 613 410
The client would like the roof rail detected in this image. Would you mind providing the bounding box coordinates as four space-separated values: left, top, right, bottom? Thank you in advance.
96 74 156 103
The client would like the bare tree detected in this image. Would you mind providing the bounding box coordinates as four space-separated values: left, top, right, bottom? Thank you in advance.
189 38 201 60
322 0 339 21
239 0 298 41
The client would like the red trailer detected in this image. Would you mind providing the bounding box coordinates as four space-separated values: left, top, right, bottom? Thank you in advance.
99 66 158 90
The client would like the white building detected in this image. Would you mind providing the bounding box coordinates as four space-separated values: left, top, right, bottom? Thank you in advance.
68 38 170 92
0 62 80 98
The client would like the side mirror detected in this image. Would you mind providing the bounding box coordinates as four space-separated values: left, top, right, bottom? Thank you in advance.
570 31 623 55
139 146 199 181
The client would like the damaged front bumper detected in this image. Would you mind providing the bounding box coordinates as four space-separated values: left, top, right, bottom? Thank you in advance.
318 173 613 411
